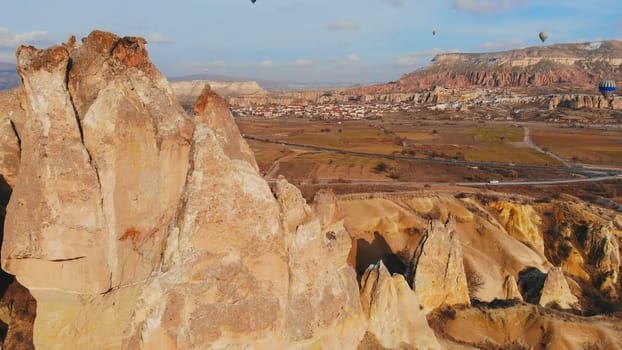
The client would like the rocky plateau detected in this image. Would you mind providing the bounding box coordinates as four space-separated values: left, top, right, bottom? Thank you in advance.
0 31 620 349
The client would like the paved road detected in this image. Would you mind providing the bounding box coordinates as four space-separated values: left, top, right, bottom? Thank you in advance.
266 175 622 187
457 175 622 187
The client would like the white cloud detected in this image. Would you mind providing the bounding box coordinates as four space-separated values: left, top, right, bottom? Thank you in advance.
382 0 406 7
148 32 171 44
0 27 49 48
290 59 312 66
479 38 524 51
325 20 359 31
347 54 359 62
396 48 444 66
453 0 525 15
258 60 273 67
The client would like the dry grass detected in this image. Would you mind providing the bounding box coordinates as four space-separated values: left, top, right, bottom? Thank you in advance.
531 127 622 166
237 117 618 186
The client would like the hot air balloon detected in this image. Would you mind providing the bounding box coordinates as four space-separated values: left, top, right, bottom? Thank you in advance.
538 32 549 43
251 0 256 3
432 30 436 36
598 79 617 99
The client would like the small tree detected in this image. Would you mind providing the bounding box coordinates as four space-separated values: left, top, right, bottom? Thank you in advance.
373 162 389 173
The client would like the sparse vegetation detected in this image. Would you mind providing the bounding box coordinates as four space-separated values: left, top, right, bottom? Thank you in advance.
373 162 389 173
465 267 485 298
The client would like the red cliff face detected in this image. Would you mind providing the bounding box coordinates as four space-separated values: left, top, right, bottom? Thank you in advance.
347 40 622 95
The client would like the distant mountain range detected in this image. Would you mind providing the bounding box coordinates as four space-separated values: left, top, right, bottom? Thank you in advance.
0 62 19 90
169 73 365 92
347 40 622 95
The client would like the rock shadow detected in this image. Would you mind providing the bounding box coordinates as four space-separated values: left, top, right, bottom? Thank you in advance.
354 231 407 278
0 174 36 349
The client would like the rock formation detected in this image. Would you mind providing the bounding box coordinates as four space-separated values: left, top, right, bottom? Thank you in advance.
0 31 367 349
489 201 545 256
502 275 523 301
194 84 258 168
428 303 622 349
405 215 470 313
580 223 620 298
545 204 621 302
349 40 622 94
276 181 366 347
539 267 580 310
339 192 552 303
359 261 440 349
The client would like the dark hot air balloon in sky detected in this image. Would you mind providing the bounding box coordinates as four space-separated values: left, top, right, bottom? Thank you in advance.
538 32 549 43
251 0 256 3
598 79 617 98
432 30 436 36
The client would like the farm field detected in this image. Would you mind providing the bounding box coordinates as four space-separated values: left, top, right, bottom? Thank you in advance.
530 125 622 167
235 117 591 184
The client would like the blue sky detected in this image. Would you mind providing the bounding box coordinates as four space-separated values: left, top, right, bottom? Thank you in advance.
1 0 621 83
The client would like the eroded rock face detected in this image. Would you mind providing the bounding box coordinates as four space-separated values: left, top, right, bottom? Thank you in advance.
406 216 470 313
277 182 366 348
580 223 620 298
194 84 258 169
360 261 440 349
3 32 194 295
5 31 288 348
428 303 622 350
489 201 545 256
0 31 370 349
3 44 114 294
546 203 621 302
539 267 580 310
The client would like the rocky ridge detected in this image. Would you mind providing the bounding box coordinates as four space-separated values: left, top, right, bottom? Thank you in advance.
350 40 622 94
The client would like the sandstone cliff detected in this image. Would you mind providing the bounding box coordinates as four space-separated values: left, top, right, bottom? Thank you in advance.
0 31 368 349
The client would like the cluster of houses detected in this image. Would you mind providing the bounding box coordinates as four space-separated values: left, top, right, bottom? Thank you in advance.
230 102 419 120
